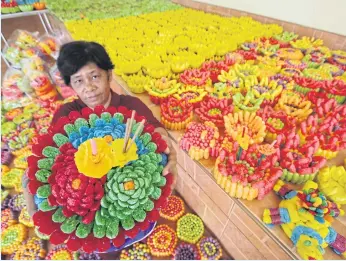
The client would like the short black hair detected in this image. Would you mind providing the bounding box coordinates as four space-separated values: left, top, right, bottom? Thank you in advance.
57 41 114 85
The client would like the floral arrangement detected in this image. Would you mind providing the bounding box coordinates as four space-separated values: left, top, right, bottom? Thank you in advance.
27 105 173 252
147 224 177 257
214 142 282 200
179 122 221 160
160 97 193 130
159 195 185 221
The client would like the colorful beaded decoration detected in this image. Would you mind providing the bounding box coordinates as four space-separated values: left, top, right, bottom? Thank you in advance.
8 193 26 212
19 207 34 227
1 168 24 192
159 195 185 221
1 224 28 255
1 188 10 210
197 237 222 260
120 243 152 260
1 208 17 231
173 242 201 260
10 237 46 260
13 149 32 169
46 244 74 260
177 214 204 244
147 224 177 257
74 250 102 260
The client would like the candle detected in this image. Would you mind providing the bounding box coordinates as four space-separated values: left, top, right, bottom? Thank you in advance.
90 139 97 156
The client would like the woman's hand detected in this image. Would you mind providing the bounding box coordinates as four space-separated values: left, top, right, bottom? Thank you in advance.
22 172 37 217
155 127 177 190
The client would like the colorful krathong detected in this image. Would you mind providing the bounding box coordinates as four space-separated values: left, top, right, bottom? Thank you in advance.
317 166 346 205
214 142 282 200
120 243 151 260
147 224 177 257
177 214 204 244
179 122 221 160
276 131 326 184
263 180 346 260
159 195 185 221
197 237 223 260
173 242 201 260
27 106 173 252
10 237 46 260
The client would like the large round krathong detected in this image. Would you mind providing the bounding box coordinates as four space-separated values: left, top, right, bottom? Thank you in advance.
27 105 174 253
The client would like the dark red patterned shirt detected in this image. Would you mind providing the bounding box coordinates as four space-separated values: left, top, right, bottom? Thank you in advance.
52 91 163 128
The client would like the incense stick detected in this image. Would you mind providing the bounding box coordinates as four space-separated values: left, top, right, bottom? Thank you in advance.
126 120 145 153
123 119 130 153
123 111 136 153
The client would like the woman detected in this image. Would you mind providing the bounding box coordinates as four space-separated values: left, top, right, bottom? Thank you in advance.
23 41 177 217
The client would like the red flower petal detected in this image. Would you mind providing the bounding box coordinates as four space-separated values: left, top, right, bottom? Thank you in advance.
143 124 155 134
81 107 93 119
162 186 172 199
112 230 125 248
94 191 104 201
50 229 70 245
125 110 133 119
68 111 82 122
40 219 60 235
62 207 75 218
82 235 97 253
135 115 146 123
147 209 160 222
154 197 167 209
52 184 60 198
118 106 129 116
75 208 88 217
47 173 57 184
100 176 107 185
28 180 44 194
66 233 83 251
106 106 117 115
32 142 45 156
151 132 161 142
80 201 93 209
124 226 140 239
85 184 94 195
97 237 111 252
55 116 70 134
67 197 80 208
27 166 38 180
165 173 174 187
94 105 106 116
47 195 58 206
82 210 96 224
156 139 168 153
138 219 150 231
90 200 101 212
27 155 40 168
33 210 54 226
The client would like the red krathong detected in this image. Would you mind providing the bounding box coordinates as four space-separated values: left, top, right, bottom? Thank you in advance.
276 131 326 174
201 60 229 83
179 69 210 87
195 96 233 127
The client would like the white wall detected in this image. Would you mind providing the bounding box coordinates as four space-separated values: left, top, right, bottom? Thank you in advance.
195 0 346 36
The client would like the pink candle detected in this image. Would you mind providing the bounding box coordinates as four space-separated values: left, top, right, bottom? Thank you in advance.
90 139 97 156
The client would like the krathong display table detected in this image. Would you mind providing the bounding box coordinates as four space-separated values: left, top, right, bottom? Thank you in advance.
113 74 346 260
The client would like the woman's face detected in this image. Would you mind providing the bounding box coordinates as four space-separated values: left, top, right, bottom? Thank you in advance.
70 62 112 108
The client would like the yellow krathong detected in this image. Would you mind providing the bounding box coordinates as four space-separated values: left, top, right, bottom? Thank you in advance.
75 137 138 178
